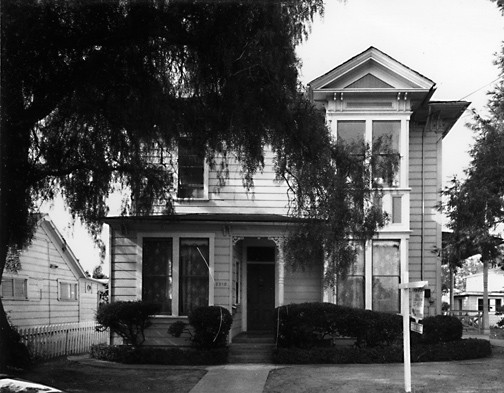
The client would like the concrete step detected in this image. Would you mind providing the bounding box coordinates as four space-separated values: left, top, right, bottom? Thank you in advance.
228 343 275 364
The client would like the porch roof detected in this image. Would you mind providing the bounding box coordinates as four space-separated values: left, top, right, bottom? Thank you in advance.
102 213 300 225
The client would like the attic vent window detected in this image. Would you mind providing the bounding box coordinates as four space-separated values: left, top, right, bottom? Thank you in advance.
346 101 393 109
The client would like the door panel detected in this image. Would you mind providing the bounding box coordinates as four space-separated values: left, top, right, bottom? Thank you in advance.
247 263 275 331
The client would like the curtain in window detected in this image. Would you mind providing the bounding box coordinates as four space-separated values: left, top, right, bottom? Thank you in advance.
372 240 400 312
142 238 173 314
179 238 209 315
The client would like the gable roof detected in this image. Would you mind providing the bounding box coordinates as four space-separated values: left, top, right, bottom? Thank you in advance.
309 46 435 91
38 215 88 279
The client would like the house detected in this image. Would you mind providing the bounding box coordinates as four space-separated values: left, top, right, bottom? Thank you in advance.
104 47 469 345
1 215 107 328
453 268 504 326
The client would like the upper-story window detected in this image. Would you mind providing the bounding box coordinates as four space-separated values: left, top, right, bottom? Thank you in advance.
372 121 400 187
336 120 401 187
177 138 207 199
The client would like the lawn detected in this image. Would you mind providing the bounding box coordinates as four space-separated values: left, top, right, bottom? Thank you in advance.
10 358 206 393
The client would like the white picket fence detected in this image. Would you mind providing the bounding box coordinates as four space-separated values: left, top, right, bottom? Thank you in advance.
17 321 109 360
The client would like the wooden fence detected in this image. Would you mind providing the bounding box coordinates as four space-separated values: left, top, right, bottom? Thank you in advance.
449 310 483 332
18 321 109 360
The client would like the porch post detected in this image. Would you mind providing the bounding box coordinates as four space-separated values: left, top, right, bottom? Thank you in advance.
270 237 285 307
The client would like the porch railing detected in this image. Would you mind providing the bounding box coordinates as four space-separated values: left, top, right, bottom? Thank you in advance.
17 321 109 360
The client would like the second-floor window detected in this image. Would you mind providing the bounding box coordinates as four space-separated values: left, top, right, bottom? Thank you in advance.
336 120 401 187
177 138 206 199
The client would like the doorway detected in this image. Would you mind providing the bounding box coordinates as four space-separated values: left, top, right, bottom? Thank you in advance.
246 246 275 332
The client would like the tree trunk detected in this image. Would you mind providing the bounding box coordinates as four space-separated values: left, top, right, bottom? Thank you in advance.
449 266 454 314
482 258 490 335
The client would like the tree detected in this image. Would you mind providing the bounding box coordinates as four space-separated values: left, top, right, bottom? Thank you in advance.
1 0 326 370
1 0 394 369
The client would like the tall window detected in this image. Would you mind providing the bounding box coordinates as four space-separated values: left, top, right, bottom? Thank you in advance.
179 238 209 315
372 121 400 187
336 243 365 308
142 238 173 314
141 236 211 316
372 240 400 312
177 138 205 199
1 277 27 299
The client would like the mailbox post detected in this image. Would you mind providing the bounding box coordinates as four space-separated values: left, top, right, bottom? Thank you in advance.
398 280 428 393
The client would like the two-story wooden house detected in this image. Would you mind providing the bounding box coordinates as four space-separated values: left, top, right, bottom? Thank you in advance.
104 47 469 345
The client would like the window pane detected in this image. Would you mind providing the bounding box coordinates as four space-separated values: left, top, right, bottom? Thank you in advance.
337 277 364 308
1 279 13 297
372 121 400 153
372 241 400 276
337 121 366 154
179 238 209 316
372 240 400 313
392 196 402 223
142 238 173 314
373 276 400 312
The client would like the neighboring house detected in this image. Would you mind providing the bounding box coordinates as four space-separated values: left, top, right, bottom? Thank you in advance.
1 215 107 328
453 269 504 321
104 47 468 345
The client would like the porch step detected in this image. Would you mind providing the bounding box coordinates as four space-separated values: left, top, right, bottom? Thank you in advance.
228 343 275 364
229 332 275 363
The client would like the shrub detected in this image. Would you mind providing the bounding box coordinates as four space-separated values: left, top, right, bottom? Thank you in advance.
271 339 491 364
188 306 233 349
90 343 228 365
411 315 463 345
274 302 402 348
96 300 160 346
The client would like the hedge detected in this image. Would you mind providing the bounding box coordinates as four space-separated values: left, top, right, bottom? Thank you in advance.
90 343 228 365
271 339 491 364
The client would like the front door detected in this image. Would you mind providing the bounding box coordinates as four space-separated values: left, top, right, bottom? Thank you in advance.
247 263 275 331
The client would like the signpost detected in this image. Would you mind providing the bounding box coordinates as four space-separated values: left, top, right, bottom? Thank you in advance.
398 280 428 393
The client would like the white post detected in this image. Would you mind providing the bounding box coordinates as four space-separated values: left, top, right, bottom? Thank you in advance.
399 280 428 393
401 286 412 393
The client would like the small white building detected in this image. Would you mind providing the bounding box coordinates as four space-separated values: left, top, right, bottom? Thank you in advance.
453 269 504 326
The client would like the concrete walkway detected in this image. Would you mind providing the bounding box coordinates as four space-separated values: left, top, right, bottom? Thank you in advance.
188 364 278 393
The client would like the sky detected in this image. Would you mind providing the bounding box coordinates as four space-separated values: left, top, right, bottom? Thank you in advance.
40 0 504 274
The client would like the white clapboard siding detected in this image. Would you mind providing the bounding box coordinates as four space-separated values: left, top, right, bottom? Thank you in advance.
18 322 109 360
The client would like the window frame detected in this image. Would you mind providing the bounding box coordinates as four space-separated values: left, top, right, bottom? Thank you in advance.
57 279 78 302
175 138 209 201
333 116 408 189
0 276 28 300
138 232 215 317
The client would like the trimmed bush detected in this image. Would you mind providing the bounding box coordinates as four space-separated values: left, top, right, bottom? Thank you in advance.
274 302 402 348
96 300 160 346
188 306 233 349
411 315 463 345
272 339 491 364
90 343 228 365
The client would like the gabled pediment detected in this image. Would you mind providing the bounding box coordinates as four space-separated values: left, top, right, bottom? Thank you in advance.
309 47 435 93
344 73 394 89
